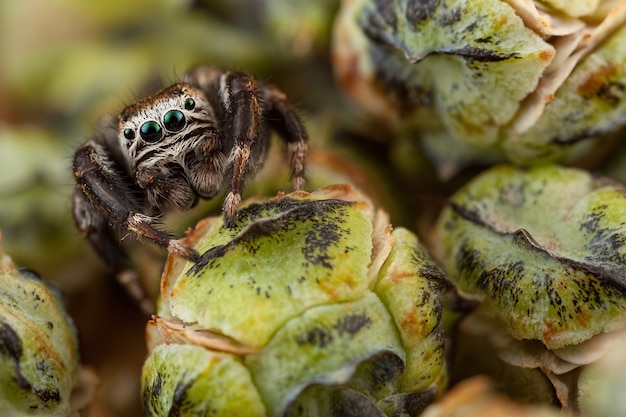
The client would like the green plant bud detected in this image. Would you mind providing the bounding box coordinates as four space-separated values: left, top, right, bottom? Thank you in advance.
333 0 626 170
142 344 266 416
143 184 457 416
436 165 626 349
0 237 92 416
435 164 626 411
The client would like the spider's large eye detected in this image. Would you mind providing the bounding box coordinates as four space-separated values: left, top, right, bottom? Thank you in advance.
123 128 136 140
140 121 163 142
163 110 186 132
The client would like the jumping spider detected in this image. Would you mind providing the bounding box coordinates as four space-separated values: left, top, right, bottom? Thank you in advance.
72 66 308 313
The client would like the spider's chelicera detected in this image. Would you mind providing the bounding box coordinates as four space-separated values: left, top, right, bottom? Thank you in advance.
71 66 308 312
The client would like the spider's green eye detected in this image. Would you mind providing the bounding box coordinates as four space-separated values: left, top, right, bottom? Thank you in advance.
163 110 186 132
184 98 195 110
140 121 163 142
123 128 136 140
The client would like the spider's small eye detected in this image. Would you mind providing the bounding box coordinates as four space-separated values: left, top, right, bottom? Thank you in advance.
163 110 186 132
184 98 195 110
123 128 136 140
140 121 163 142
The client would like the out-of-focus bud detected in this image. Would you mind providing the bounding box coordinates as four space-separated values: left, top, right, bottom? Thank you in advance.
333 0 626 174
434 165 626 412
0 234 94 416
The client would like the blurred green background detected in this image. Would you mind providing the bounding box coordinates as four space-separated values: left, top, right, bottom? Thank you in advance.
0 1 344 416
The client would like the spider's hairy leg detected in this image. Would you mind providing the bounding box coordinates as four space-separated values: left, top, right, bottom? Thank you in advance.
73 142 200 261
219 70 264 227
72 188 155 314
72 141 200 309
260 84 308 191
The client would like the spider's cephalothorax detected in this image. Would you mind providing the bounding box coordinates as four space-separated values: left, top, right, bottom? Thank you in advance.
72 67 308 313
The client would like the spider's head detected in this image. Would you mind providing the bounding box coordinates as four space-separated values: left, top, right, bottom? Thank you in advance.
117 84 219 210
118 84 215 167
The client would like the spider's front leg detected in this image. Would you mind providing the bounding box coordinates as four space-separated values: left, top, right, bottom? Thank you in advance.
72 141 199 313
218 70 308 227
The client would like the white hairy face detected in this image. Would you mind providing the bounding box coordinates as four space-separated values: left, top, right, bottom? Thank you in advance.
116 84 225 210
117 84 216 173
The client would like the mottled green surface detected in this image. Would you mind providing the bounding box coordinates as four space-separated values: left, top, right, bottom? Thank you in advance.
351 0 554 146
142 344 266 417
245 293 403 417
336 0 626 170
436 165 626 349
0 253 80 416
169 195 374 348
374 228 449 392
146 186 451 417
1 0 625 415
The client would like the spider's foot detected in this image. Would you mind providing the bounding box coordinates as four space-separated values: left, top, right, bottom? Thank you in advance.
168 239 200 262
292 175 305 192
289 141 307 191
223 191 241 228
116 268 155 315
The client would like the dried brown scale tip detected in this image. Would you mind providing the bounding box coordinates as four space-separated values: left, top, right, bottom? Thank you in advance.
419 376 561 417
